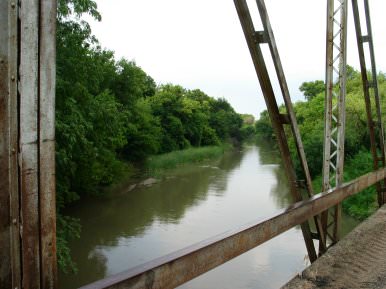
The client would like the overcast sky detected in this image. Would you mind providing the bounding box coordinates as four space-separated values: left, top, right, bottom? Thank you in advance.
86 0 386 118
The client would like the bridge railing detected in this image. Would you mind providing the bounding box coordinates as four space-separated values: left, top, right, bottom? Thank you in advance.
79 167 386 289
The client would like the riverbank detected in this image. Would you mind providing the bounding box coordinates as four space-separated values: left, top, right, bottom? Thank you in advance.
103 144 233 196
59 143 360 289
145 144 230 177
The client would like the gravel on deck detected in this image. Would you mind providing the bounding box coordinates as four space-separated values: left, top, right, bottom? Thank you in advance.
282 205 386 289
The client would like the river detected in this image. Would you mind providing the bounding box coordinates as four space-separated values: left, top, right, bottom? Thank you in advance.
59 142 359 289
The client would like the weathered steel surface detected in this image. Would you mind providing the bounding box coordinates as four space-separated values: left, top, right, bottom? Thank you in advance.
80 167 386 289
0 0 57 287
0 1 11 287
39 0 58 287
352 0 386 206
364 0 385 175
19 0 41 287
323 0 348 193
321 0 348 249
0 1 20 288
8 0 21 287
233 0 318 262
255 0 326 253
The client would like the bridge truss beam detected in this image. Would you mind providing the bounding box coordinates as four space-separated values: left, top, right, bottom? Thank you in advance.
234 0 327 262
321 0 348 249
352 0 386 207
0 1 57 288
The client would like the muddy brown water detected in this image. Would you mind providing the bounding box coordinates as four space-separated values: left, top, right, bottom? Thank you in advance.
59 142 359 289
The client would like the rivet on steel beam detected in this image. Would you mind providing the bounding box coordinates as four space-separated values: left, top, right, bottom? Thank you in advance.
12 219 17 225
11 2 16 8
11 75 15 81
12 148 16 154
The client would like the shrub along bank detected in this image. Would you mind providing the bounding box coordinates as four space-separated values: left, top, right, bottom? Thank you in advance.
255 66 386 220
56 0 255 272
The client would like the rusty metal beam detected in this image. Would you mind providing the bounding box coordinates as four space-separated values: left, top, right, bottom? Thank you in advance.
321 0 348 250
39 0 58 287
80 167 386 289
19 0 42 286
0 1 20 288
0 0 57 288
233 0 319 262
255 0 326 253
0 1 12 287
352 0 386 207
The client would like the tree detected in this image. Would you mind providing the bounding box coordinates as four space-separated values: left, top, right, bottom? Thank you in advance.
209 98 243 142
299 80 325 101
112 60 156 106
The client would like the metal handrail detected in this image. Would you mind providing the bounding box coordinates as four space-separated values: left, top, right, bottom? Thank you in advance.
80 167 386 289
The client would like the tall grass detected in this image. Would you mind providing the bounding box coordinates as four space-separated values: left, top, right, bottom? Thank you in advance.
146 145 227 176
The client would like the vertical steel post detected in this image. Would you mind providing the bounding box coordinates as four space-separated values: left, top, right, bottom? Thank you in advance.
19 0 42 286
321 0 348 250
234 0 326 262
0 1 20 288
39 1 58 287
352 0 386 206
0 0 57 288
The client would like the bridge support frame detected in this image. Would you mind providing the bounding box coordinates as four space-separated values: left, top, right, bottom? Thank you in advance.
352 0 386 207
321 0 348 250
234 0 327 262
0 1 57 288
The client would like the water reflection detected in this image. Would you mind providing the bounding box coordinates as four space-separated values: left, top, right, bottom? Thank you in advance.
60 149 245 288
59 143 358 289
255 140 293 207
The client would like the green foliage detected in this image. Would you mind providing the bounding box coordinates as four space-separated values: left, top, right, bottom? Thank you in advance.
240 125 256 140
342 151 377 220
150 85 243 152
122 99 162 161
299 80 325 101
146 146 226 176
255 110 273 139
256 66 386 220
113 59 156 106
209 98 243 142
58 0 101 20
56 215 81 273
55 1 245 272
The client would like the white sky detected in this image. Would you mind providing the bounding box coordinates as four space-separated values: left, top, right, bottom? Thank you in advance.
87 0 386 118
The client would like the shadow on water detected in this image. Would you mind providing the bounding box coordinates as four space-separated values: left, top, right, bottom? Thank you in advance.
59 142 359 289
59 149 245 288
255 139 293 207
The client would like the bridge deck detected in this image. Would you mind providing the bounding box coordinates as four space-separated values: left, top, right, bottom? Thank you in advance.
283 204 386 289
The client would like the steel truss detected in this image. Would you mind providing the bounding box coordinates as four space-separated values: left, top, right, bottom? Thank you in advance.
235 0 384 259
321 0 348 249
234 0 327 262
352 0 386 207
